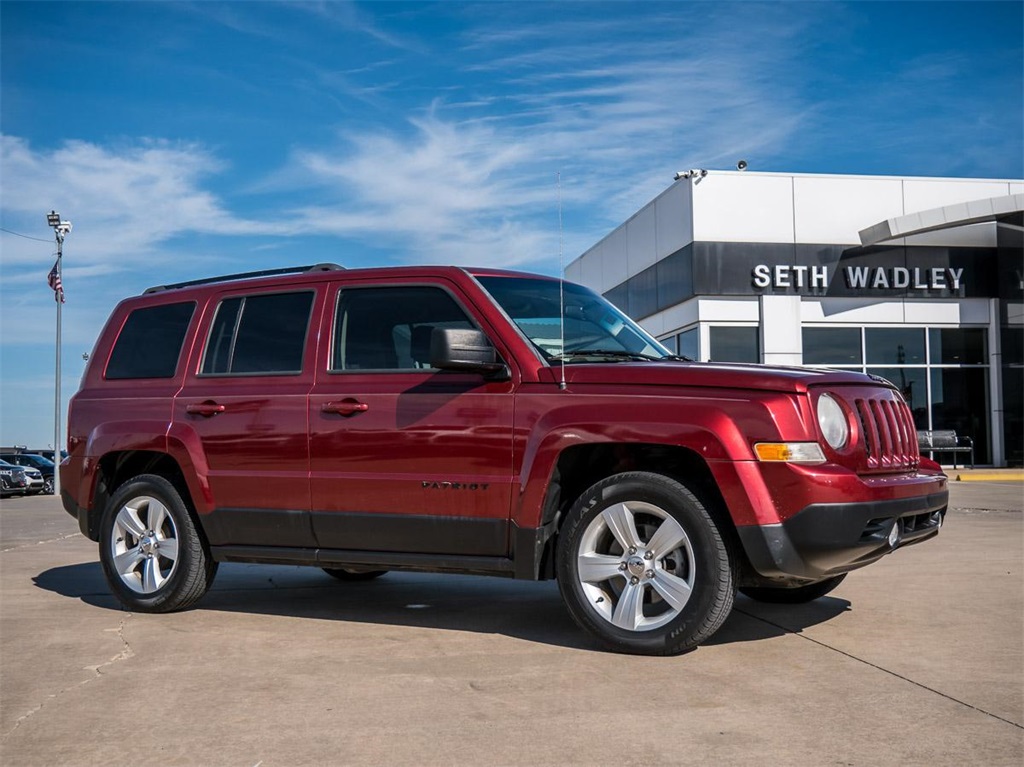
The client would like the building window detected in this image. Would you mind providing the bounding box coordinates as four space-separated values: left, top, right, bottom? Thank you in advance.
802 327 862 365
865 327 926 365
659 327 699 360
678 328 699 360
803 325 990 463
709 326 759 363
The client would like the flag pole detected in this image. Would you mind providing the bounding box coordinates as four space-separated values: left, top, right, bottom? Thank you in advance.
47 211 70 497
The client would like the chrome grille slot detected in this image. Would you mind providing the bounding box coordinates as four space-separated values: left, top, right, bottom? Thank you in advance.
851 390 920 473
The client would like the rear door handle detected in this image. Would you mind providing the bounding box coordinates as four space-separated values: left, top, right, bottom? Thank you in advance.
186 402 226 417
322 399 369 417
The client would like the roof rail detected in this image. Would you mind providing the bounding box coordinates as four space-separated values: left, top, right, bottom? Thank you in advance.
144 263 344 294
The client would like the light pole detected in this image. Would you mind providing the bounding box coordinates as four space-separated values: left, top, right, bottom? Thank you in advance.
47 210 71 497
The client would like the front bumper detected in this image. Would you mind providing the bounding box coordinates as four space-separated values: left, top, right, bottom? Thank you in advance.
736 490 947 584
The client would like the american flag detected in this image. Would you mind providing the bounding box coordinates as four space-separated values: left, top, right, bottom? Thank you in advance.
47 259 65 303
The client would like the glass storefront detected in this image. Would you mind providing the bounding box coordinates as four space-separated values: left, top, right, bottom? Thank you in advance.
801 326 991 463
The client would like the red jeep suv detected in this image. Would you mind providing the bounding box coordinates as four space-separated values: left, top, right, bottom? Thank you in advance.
61 264 947 655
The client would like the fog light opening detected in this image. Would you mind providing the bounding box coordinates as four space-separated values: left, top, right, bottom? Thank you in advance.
888 521 901 548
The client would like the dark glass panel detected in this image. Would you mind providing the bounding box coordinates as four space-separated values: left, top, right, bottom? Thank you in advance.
201 297 242 375
867 367 929 429
678 328 699 361
231 292 313 374
928 328 987 365
865 328 925 365
603 283 630 316
803 327 862 365
929 368 990 464
106 302 195 379
709 326 759 363
627 265 658 319
656 248 693 311
333 287 473 371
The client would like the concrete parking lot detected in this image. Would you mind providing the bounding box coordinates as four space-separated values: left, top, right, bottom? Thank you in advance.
1 480 1021 766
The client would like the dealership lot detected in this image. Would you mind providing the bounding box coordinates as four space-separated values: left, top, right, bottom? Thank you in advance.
1 482 1021 766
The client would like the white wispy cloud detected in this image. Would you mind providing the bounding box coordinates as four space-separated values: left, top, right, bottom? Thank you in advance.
0 135 288 269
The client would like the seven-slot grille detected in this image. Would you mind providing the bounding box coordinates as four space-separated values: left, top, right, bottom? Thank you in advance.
850 390 920 472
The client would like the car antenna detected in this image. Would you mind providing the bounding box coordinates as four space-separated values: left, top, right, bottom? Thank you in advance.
557 171 567 391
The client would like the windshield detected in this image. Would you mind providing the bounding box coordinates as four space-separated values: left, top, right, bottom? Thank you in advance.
476 276 671 362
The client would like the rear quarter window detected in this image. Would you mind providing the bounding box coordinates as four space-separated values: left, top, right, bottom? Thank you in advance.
105 302 196 379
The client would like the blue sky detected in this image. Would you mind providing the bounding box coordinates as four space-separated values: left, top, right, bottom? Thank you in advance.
1 0 1022 448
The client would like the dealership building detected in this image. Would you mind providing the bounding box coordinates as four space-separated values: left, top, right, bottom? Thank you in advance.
566 171 1023 466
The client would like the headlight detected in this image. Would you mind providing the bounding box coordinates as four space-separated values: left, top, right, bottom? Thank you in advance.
817 393 849 450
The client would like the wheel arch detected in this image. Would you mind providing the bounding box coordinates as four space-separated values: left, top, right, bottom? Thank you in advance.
525 442 755 583
83 451 201 543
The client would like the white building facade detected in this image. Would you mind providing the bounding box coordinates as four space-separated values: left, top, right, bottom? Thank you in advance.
567 172 1024 466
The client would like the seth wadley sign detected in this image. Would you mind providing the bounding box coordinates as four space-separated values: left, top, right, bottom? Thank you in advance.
751 264 966 291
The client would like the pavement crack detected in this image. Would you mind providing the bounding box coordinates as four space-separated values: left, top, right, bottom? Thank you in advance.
1 612 135 742
0 532 80 552
735 606 1024 731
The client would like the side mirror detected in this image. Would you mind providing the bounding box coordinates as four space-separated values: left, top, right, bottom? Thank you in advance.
430 328 508 377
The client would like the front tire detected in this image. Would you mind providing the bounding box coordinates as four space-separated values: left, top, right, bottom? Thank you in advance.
556 472 735 656
740 574 847 604
99 474 217 612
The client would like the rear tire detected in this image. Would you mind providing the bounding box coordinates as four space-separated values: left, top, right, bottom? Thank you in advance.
99 474 217 612
740 574 847 604
556 471 735 656
322 567 388 581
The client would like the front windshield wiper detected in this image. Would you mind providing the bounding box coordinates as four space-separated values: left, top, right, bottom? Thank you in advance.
550 349 693 363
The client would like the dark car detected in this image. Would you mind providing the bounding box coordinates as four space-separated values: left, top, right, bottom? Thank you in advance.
0 454 56 495
0 460 30 497
29 449 67 464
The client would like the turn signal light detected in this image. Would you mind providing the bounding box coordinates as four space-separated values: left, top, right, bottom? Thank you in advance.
754 442 827 464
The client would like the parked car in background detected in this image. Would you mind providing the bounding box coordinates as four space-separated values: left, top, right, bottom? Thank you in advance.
0 453 56 494
31 449 67 464
0 461 30 497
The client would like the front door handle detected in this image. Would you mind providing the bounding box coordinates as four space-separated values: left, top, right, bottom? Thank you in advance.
322 399 369 417
186 401 226 417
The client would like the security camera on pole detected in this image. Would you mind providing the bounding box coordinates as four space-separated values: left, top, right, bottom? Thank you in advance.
46 210 71 497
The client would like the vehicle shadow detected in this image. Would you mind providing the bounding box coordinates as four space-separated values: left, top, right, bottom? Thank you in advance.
33 561 851 653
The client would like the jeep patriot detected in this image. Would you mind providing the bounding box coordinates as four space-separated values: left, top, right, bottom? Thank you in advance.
61 264 947 655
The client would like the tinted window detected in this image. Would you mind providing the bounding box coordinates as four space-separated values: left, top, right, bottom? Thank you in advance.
867 367 928 427
803 328 862 365
678 328 699 361
106 302 195 379
332 287 474 371
709 326 759 363
866 328 925 365
929 328 987 365
201 292 313 375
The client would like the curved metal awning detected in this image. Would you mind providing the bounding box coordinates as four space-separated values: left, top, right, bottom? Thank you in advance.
859 192 1024 246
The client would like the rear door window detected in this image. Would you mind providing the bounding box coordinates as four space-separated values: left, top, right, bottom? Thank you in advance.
106 302 196 379
201 291 314 375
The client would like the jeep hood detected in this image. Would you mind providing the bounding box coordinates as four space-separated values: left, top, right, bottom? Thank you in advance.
555 361 889 394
